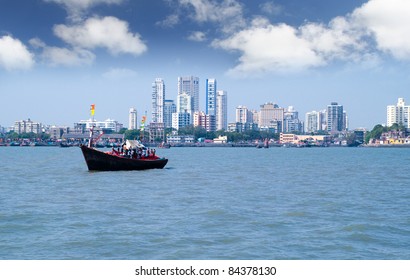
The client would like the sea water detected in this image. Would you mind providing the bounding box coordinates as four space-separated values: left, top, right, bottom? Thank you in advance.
0 147 409 259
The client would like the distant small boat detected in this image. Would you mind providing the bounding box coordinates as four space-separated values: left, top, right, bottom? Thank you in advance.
158 142 171 149
264 138 269 148
80 141 168 171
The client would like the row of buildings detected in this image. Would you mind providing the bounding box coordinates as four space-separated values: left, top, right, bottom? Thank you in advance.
135 77 228 132
231 101 347 134
127 76 349 136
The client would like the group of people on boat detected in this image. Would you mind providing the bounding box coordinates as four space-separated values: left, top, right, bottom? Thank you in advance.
108 143 158 160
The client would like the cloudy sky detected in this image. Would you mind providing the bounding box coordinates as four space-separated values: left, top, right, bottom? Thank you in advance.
1 0 410 129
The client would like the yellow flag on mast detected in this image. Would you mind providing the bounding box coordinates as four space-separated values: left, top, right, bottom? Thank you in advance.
90 104 95 116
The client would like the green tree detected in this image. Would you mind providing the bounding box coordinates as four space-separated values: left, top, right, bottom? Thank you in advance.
365 124 387 143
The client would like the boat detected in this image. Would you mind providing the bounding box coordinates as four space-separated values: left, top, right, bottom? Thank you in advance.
158 141 171 149
80 140 168 171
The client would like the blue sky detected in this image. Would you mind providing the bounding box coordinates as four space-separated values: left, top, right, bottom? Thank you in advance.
1 0 410 130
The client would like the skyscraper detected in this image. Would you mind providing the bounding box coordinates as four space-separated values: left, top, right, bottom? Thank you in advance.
387 98 410 128
206 78 217 116
172 92 192 130
177 76 199 113
216 90 227 131
259 102 284 131
236 105 249 123
152 78 165 123
326 102 344 132
163 99 176 129
283 106 301 133
128 107 137 130
305 111 322 133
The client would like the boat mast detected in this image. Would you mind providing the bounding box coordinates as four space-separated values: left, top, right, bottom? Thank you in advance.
88 104 95 148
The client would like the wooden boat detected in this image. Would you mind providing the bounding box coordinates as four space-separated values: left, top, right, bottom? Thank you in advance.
80 144 168 171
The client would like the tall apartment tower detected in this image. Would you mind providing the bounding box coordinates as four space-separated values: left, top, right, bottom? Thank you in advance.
259 102 284 131
387 98 410 128
326 102 344 132
305 111 322 133
206 78 217 116
178 76 199 113
128 108 137 130
216 90 227 131
172 92 193 130
152 78 165 123
163 99 176 129
236 105 249 123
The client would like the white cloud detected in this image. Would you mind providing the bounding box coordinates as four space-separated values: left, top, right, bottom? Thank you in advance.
260 1 283 16
29 37 95 66
300 16 366 61
212 0 410 76
0 35 35 71
156 14 180 28
44 0 124 21
188 31 207 42
179 0 246 33
53 16 147 56
352 0 410 60
212 18 324 75
42 47 95 66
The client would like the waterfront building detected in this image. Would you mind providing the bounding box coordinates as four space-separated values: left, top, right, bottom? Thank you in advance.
206 79 217 116
149 122 165 143
280 133 330 145
128 108 137 130
14 119 42 134
163 99 176 129
172 92 192 130
228 122 258 133
216 90 227 131
74 119 123 133
236 105 251 123
259 102 284 132
178 76 199 113
283 106 302 133
152 78 165 124
172 111 191 130
193 111 216 132
251 110 259 124
326 102 345 132
48 126 70 140
166 134 195 144
305 111 322 133
387 98 410 128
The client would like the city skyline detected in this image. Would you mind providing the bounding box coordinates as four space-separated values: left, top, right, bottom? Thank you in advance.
1 0 410 129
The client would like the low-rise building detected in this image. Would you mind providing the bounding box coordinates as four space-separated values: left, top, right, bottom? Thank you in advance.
14 119 42 134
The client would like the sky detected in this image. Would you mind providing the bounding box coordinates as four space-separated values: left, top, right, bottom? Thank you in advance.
1 0 410 130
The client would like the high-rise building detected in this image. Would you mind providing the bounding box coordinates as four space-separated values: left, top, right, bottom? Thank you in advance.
216 90 227 131
193 111 216 132
172 92 192 130
178 76 199 113
387 98 410 128
206 78 217 116
14 119 42 134
259 102 284 131
128 108 137 130
163 100 176 129
152 78 165 123
283 106 302 133
305 111 322 133
326 102 345 132
236 105 249 123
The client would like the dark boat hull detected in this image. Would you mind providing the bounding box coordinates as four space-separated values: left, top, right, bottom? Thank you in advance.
80 145 168 171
